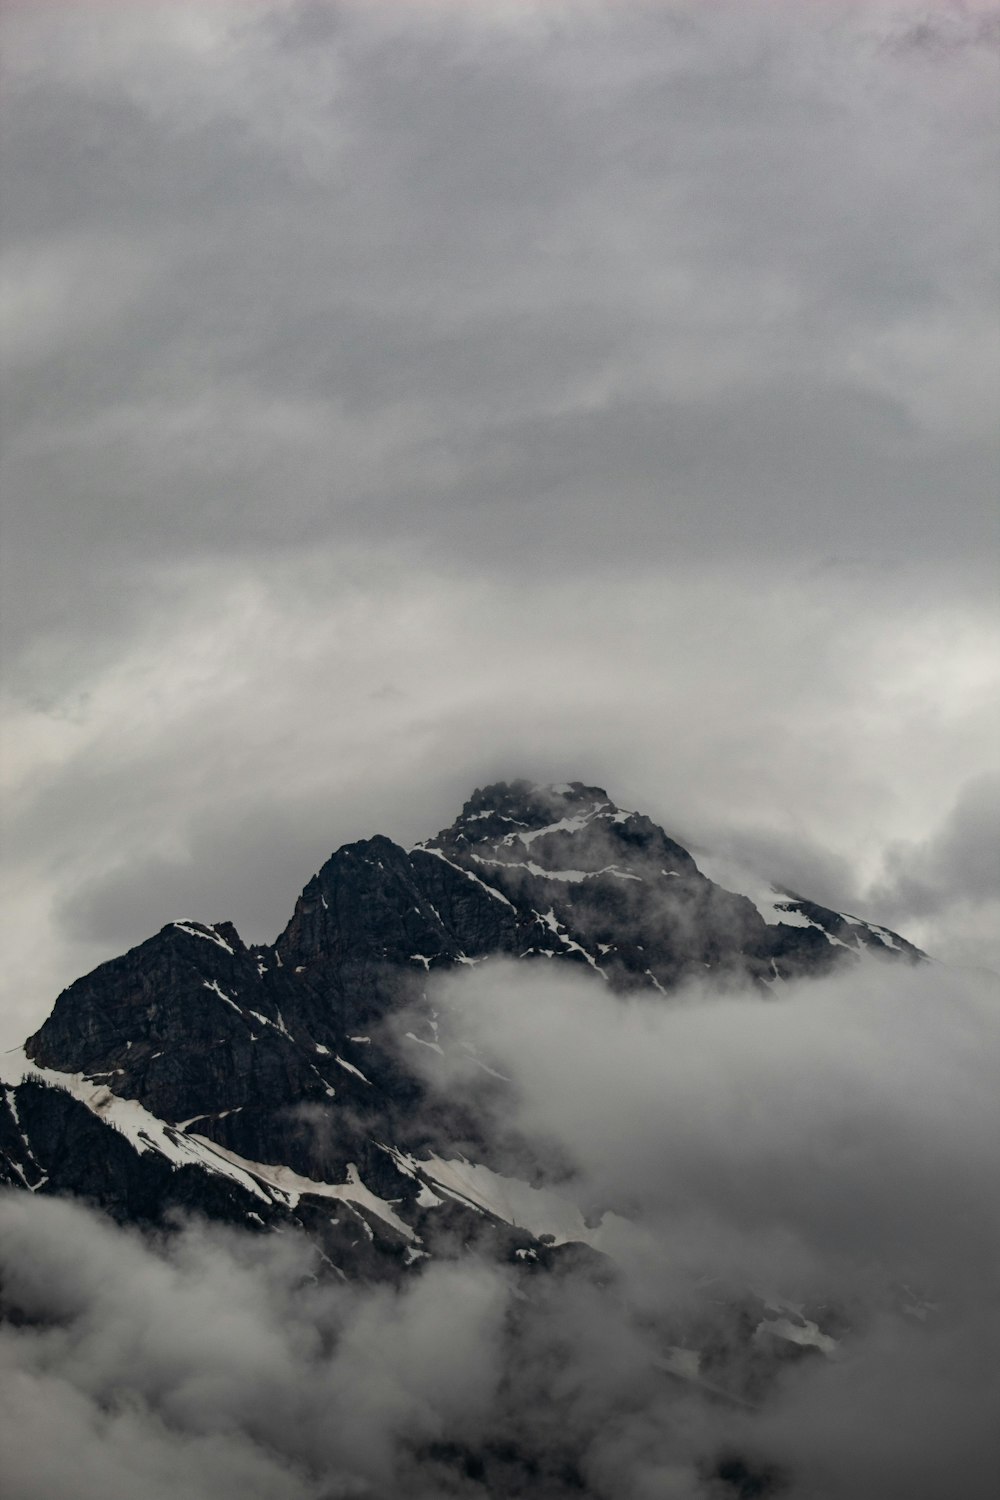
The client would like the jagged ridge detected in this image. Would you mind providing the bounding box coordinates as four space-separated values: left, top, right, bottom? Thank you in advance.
2 780 921 1278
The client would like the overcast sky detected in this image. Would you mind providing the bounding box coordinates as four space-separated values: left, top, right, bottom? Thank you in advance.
1 0 998 1047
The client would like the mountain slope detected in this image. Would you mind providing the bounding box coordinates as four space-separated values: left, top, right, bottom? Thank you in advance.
2 780 921 1274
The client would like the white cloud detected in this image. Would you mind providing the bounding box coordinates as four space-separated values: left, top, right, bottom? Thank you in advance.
4 949 999 1497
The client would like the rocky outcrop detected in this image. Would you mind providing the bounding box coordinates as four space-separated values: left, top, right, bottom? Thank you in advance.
4 779 922 1276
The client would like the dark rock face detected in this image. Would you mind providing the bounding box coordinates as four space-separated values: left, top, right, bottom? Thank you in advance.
0 1079 281 1230
5 780 921 1273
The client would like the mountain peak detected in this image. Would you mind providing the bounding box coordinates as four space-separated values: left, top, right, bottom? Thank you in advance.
428 778 623 851
3 775 923 1297
469 778 614 815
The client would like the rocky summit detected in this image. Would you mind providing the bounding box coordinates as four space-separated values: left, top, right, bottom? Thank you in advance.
0 779 921 1278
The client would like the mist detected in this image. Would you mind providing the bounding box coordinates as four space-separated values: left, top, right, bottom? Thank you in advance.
1 0 997 1491
4 956 999 1498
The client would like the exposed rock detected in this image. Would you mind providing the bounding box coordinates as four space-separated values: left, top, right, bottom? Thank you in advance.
5 780 921 1277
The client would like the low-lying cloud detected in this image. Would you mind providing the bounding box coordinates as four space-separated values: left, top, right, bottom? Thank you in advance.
4 956 999 1498
0 1196 510 1500
421 961 1000 1290
400 957 1000 1494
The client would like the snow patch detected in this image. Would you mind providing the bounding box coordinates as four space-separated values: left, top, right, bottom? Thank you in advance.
536 909 605 975
405 1031 444 1057
185 1140 415 1239
692 854 818 930
471 854 642 884
2 1050 272 1202
411 1153 606 1247
172 921 235 954
517 805 608 846
865 922 902 951
202 979 241 1014
414 845 516 909
335 1054 371 1085
756 1315 838 1356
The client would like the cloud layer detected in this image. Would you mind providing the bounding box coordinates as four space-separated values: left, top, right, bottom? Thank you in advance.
4 955 999 1498
1 0 997 1044
404 954 1000 1495
1 9 995 1490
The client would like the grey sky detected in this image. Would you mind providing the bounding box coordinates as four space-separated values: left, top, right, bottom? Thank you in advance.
1 0 998 1044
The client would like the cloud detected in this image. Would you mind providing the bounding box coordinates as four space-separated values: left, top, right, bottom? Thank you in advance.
1 3 996 1489
0 1 996 1029
421 959 1000 1284
4 952 1000 1497
0 1193 510 1500
875 772 1000 917
0 554 993 1045
405 956 1000 1494
4 1 996 605
751 1303 1000 1500
883 6 1000 59
0 551 996 1048
869 772 1000 969
3 0 997 654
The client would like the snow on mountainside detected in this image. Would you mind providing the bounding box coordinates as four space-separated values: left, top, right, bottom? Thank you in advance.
1 780 921 1273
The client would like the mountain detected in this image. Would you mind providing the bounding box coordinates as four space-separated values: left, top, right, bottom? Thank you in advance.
1 780 921 1276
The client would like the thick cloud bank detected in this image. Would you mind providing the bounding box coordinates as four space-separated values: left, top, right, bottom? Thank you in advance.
3 959 999 1498
405 958 1000 1496
0 1196 511 1500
